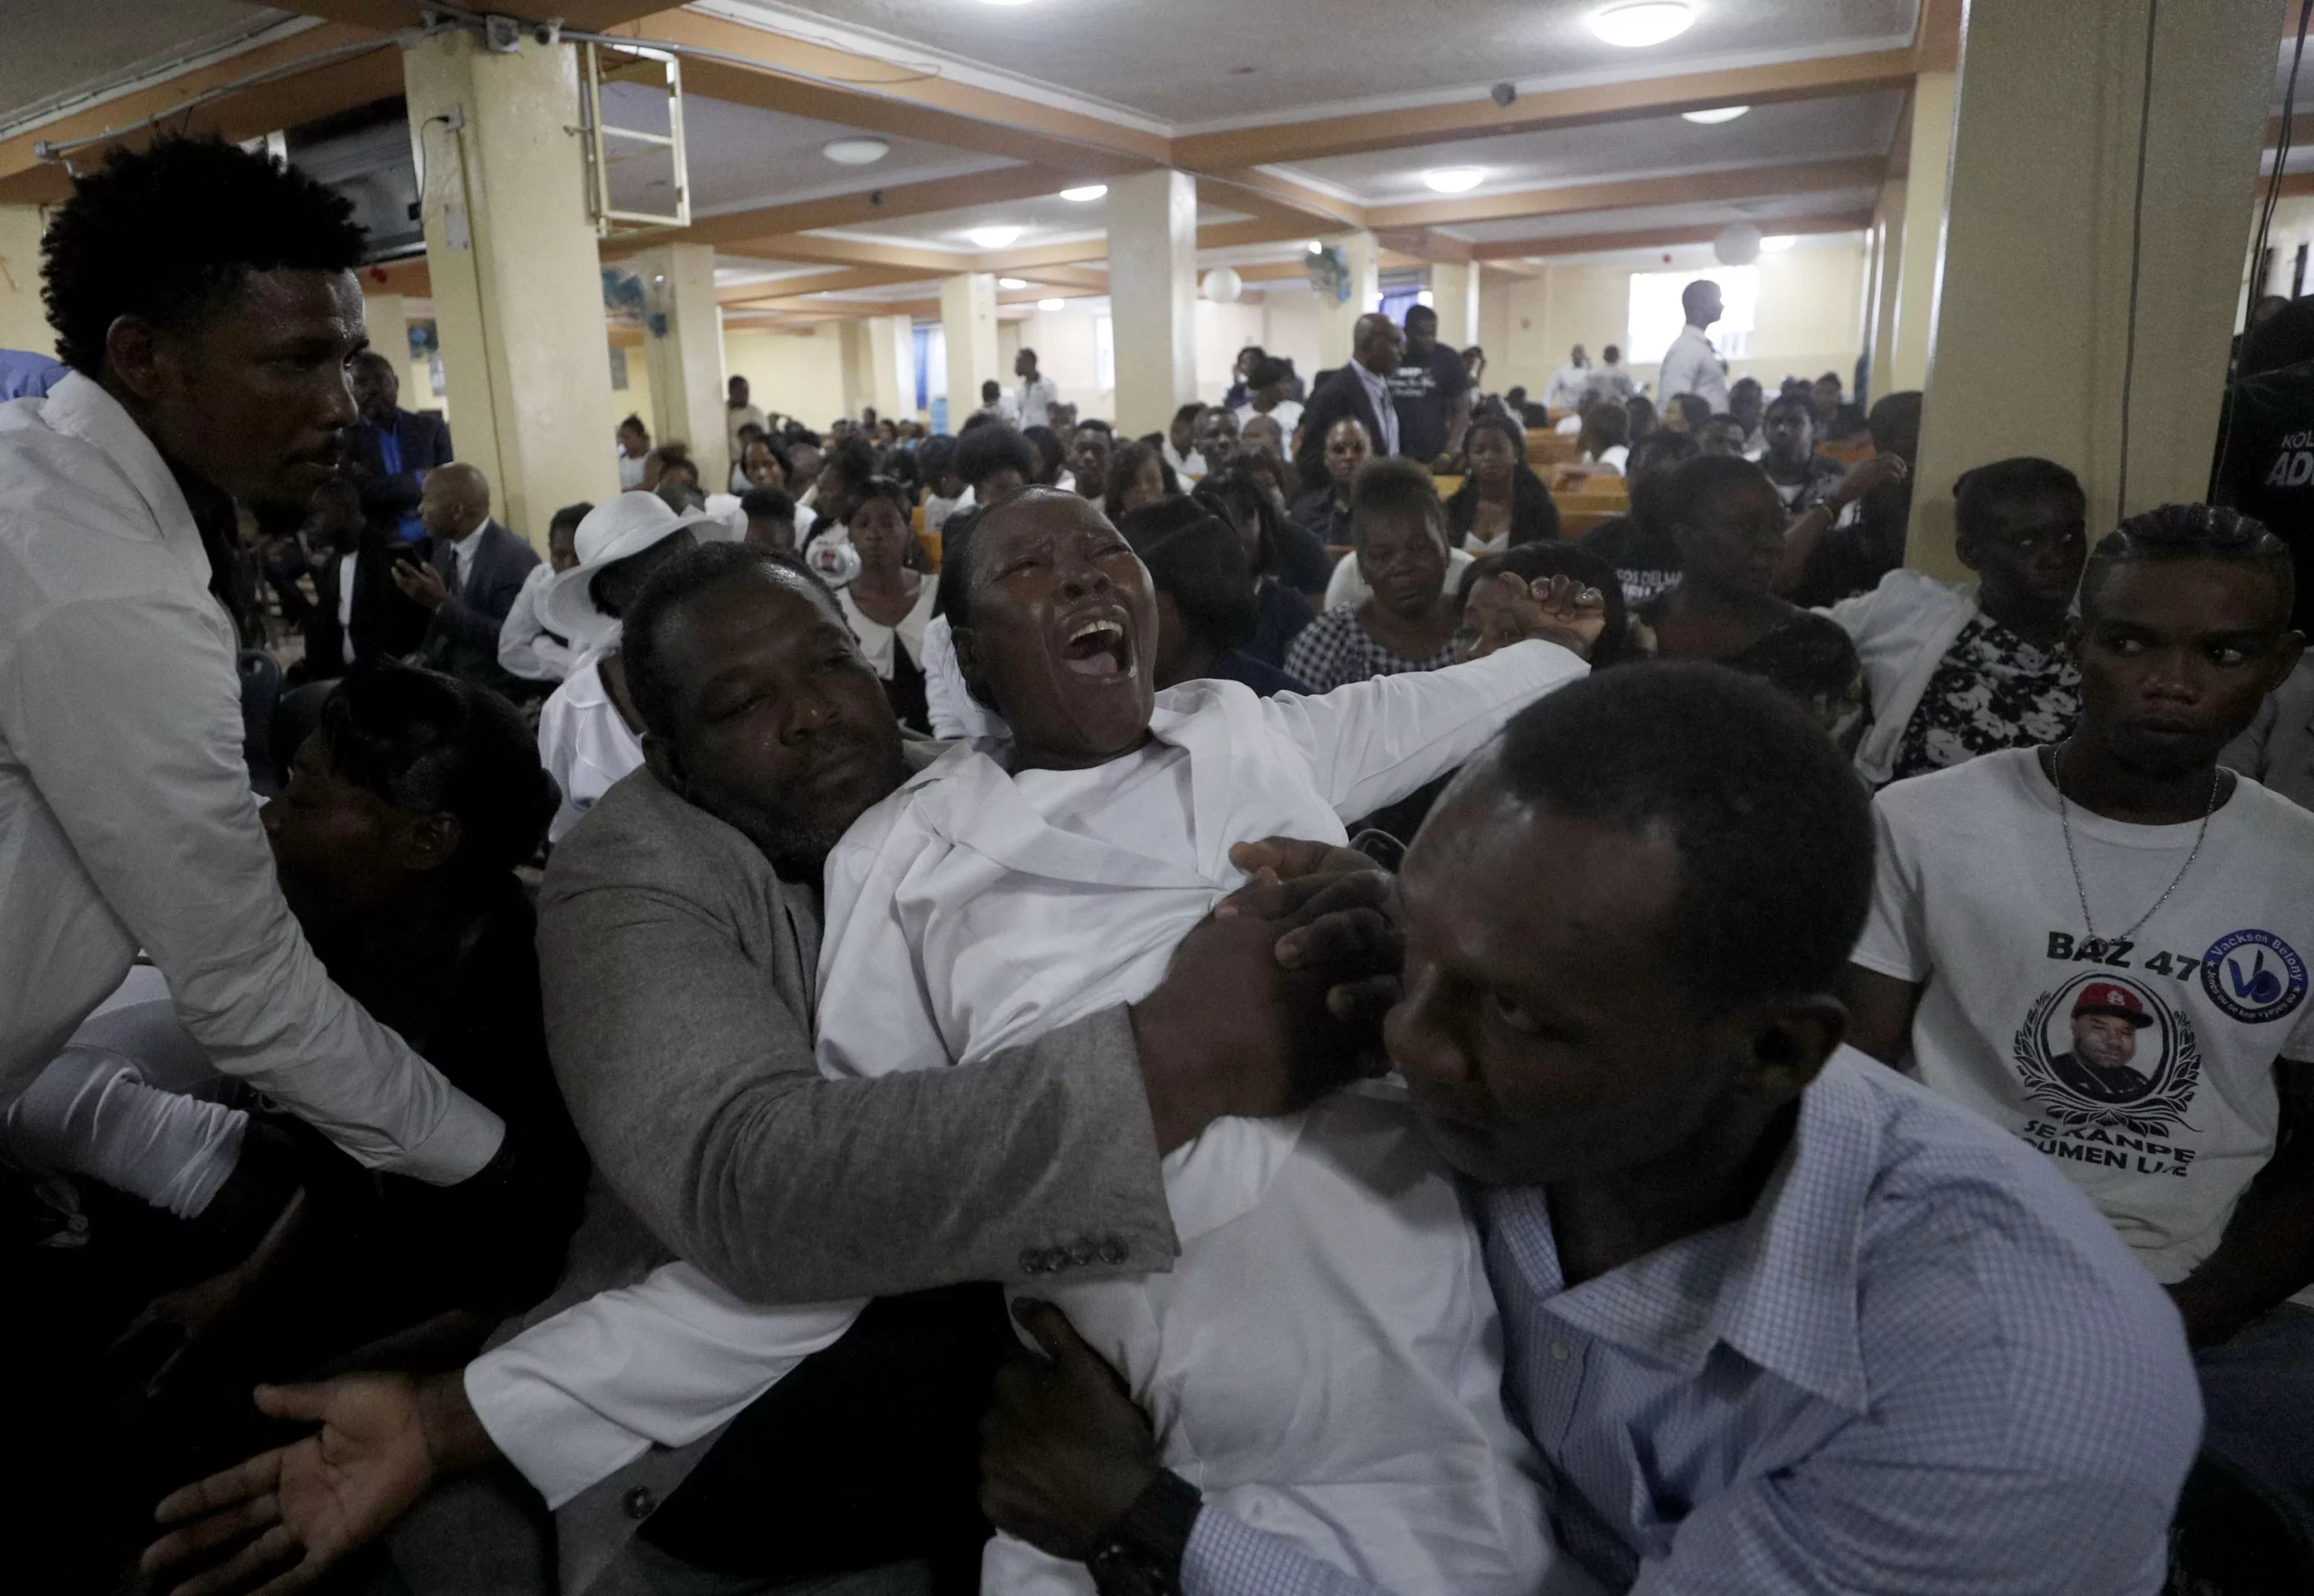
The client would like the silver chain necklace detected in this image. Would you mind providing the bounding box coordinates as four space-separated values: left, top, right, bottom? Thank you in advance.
2046 739 2219 945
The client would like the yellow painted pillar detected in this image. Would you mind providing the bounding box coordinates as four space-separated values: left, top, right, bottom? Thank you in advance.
1906 0 2275 578
836 319 871 419
360 289 406 371
866 314 912 421
1106 168 1199 438
632 241 729 492
1317 231 1382 368
401 28 618 547
1886 76 1955 395
939 272 999 435
1430 260 1478 352
0 205 53 356
1863 183 1904 404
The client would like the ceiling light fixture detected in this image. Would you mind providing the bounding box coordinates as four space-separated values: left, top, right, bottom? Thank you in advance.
1059 184 1108 202
1422 167 1485 193
1590 2 1694 48
998 277 1029 289
1759 235 1798 251
1038 297 1066 312
1680 105 1748 124
820 137 889 165
1305 239 1323 254
967 225 1023 249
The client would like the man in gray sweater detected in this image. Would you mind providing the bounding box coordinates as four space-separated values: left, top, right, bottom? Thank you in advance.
147 544 1402 1596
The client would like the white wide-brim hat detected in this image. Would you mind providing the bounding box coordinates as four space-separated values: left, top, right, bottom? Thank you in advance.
544 491 733 651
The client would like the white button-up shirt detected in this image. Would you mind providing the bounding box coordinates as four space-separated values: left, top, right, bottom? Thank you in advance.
1657 324 1730 414
0 374 503 1181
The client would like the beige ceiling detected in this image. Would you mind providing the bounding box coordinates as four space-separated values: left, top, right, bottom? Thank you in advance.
717 0 1918 127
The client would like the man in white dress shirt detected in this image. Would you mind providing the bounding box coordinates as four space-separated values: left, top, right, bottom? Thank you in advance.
0 134 504 1582
0 138 506 1175
1543 345 1591 411
1657 279 1730 416
1014 347 1061 431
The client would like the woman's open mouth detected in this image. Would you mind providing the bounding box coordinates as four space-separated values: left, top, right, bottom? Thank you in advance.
1061 617 1134 679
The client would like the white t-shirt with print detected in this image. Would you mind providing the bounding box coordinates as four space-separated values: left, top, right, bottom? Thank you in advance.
1857 747 2314 1289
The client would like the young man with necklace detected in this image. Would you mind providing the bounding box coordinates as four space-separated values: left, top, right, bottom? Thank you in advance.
1848 502 2314 1502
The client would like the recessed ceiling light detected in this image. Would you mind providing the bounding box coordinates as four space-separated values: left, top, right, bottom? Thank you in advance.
1590 2 1694 48
1760 235 1798 251
967 225 1023 249
1422 167 1485 194
1680 105 1748 124
998 277 1029 289
1059 184 1108 202
1038 298 1066 312
821 137 889 165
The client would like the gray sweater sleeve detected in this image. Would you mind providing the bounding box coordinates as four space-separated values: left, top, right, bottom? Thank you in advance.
536 786 1179 1304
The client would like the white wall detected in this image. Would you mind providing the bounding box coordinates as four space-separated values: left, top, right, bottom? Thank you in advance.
1480 238 1872 407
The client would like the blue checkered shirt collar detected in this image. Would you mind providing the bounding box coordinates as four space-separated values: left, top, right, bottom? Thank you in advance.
1484 1049 1884 1413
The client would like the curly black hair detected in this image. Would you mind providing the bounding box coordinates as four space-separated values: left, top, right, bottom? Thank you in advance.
43 135 365 376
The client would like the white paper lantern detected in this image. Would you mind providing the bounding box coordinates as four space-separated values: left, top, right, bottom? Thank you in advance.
1714 222 1763 267
1201 267 1244 304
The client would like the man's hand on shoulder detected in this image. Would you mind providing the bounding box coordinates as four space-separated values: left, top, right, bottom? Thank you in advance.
1128 838 1404 1152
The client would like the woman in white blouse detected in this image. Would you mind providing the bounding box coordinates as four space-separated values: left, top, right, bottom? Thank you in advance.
832 476 938 733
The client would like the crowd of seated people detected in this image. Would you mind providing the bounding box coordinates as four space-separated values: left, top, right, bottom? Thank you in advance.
11 133 2314 1596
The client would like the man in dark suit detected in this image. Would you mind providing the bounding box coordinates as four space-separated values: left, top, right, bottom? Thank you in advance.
390 462 538 692
1293 312 1405 495
346 349 452 542
300 476 435 681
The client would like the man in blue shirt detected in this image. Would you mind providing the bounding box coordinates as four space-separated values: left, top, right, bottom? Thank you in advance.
982 662 2200 1595
345 348 450 542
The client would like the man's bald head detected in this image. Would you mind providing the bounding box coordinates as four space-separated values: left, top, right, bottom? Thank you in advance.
419 461 491 542
1353 313 1406 377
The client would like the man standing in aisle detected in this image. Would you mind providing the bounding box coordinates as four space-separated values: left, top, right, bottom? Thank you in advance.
1388 303 1472 470
724 373 766 464
1014 346 1061 431
1543 343 1591 412
345 348 449 542
1658 278 1730 416
1293 313 1404 493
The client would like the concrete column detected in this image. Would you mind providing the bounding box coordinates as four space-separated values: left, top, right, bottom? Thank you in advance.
1906 0 2273 578
1317 231 1382 368
1430 259 1479 352
360 289 406 363
1886 75 1956 395
1105 167 1199 437
1863 183 1905 404
0 205 52 356
866 314 912 421
401 28 618 547
939 272 999 434
631 241 729 492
